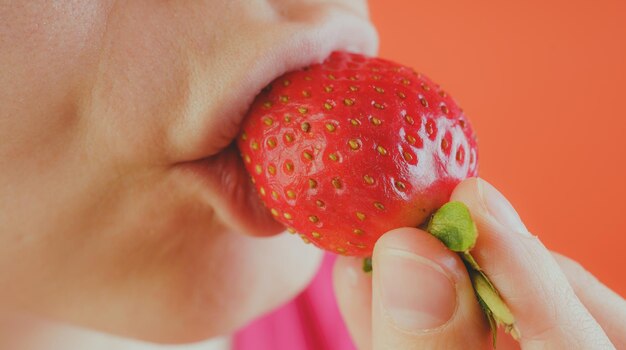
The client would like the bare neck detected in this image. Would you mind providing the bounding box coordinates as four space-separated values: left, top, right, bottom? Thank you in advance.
0 312 231 350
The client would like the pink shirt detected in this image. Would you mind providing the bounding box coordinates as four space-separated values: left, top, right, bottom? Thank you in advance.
234 254 355 350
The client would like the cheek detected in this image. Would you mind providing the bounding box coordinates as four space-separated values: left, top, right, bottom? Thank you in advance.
0 1 107 156
0 3 110 231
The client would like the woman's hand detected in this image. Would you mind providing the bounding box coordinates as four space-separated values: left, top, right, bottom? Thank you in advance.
334 178 626 349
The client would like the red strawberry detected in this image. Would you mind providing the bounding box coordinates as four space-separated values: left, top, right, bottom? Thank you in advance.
237 51 478 256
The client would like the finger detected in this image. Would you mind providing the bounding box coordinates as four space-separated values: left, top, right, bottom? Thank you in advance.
371 228 489 349
451 178 614 349
553 252 626 349
333 256 373 350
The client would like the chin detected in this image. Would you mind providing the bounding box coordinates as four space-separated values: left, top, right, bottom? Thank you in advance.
114 229 324 344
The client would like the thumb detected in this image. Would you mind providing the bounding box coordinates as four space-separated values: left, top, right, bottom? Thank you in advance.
371 227 489 349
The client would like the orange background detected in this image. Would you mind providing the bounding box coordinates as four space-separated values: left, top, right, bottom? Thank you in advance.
369 0 626 297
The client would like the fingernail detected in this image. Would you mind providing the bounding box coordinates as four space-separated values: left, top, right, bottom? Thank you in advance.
477 178 530 235
377 248 456 331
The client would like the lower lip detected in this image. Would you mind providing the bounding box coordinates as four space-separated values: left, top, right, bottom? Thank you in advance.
174 145 284 237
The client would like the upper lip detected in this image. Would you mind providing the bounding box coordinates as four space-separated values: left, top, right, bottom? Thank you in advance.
180 8 379 163
178 8 378 236
222 13 379 151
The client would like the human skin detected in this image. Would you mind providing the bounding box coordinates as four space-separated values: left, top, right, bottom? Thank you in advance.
0 0 377 343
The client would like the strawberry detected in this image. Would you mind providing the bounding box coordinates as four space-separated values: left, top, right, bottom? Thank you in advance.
237 51 478 257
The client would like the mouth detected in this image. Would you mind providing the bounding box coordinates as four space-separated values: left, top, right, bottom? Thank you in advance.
176 9 378 236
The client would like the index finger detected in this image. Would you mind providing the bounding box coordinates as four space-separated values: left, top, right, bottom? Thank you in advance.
451 178 614 349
